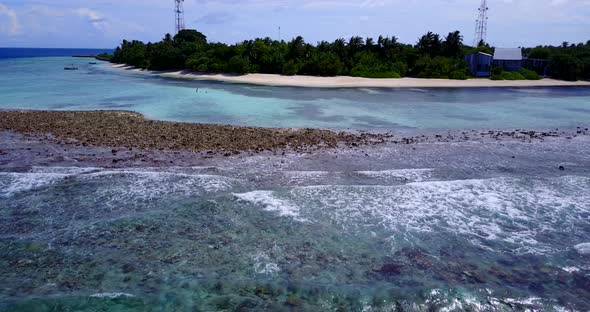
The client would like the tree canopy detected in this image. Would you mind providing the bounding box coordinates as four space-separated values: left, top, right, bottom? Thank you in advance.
111 29 588 81
524 44 590 81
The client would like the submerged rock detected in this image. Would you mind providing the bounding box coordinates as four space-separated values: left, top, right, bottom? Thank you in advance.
373 263 404 276
285 295 304 307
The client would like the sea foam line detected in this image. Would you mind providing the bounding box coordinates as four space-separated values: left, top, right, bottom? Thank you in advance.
90 292 135 299
233 190 301 218
291 176 590 254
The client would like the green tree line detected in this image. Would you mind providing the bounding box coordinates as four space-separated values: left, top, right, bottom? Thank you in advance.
524 41 590 81
110 29 588 81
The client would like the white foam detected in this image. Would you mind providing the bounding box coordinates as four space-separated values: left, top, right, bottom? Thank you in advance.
288 176 590 254
282 171 330 176
0 167 97 197
234 191 300 218
509 88 550 94
73 171 238 212
30 166 100 175
359 88 382 95
562 266 580 273
503 296 543 305
85 170 236 194
0 172 69 198
356 168 433 182
252 252 281 275
574 243 590 255
0 166 237 201
282 171 332 184
90 292 135 299
421 289 486 312
420 288 572 312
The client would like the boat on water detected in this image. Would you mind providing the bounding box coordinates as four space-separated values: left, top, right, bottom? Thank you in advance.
64 65 79 70
89 62 97 65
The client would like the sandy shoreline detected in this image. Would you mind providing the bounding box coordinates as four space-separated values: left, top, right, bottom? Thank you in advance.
111 64 590 89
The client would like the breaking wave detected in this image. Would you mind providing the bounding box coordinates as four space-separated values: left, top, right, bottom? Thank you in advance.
234 190 300 218
287 176 590 254
356 168 434 182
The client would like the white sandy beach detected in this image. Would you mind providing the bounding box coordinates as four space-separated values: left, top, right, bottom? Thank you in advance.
112 64 590 88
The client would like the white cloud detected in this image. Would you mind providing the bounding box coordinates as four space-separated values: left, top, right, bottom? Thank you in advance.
0 3 20 35
18 5 109 31
25 5 116 34
74 8 109 30
360 0 391 8
1 0 588 48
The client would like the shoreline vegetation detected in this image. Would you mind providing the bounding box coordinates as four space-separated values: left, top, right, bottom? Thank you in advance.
105 29 590 83
111 63 590 88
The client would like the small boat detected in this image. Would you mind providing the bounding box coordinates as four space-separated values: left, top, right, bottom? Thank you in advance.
64 65 79 70
89 62 97 65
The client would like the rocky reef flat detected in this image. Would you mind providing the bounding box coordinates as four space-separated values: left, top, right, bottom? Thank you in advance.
1 110 588 160
0 110 392 155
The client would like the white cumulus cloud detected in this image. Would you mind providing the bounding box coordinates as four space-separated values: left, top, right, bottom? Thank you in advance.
0 3 20 35
74 8 109 30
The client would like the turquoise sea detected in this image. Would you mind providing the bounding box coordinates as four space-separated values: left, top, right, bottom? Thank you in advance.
1 52 590 311
1 56 590 129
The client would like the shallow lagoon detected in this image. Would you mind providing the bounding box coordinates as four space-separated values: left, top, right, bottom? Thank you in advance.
1 57 590 129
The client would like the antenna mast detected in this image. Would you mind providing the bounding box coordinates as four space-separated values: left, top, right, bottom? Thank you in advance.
175 0 185 34
473 0 489 46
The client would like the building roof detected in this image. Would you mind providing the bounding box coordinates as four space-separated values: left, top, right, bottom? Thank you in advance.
494 48 523 61
466 51 492 57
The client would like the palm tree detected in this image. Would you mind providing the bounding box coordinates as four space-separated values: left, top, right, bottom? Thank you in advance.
365 37 375 52
332 38 347 60
287 36 306 60
348 36 365 55
417 31 442 57
443 31 463 58
390 36 398 46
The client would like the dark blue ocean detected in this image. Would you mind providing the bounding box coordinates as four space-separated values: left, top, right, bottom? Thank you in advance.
0 48 113 59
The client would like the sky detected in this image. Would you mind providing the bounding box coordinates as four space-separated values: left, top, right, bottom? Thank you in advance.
0 0 589 49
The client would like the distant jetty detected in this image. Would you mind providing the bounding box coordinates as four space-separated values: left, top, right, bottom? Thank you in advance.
71 55 111 62
95 55 111 62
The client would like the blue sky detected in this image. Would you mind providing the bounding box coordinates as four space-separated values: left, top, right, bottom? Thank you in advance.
0 0 589 49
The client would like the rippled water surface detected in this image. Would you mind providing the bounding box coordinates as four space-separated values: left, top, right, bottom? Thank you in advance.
1 55 590 311
1 57 590 129
1 136 590 311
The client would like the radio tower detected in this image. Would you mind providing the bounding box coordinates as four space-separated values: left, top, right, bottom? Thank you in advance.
473 0 489 46
175 0 185 34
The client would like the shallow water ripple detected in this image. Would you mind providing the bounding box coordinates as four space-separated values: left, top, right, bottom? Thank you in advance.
1 150 590 311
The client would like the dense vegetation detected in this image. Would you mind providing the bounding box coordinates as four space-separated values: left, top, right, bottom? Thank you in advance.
110 29 589 81
111 29 470 79
524 42 590 81
490 67 540 81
